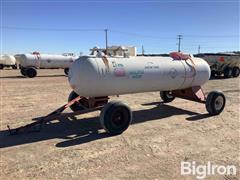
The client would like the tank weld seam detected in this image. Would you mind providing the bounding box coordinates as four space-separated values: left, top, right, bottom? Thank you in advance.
179 60 187 89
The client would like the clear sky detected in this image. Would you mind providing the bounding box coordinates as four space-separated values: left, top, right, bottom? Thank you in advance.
1 0 239 55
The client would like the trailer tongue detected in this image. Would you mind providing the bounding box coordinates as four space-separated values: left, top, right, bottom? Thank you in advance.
7 96 108 135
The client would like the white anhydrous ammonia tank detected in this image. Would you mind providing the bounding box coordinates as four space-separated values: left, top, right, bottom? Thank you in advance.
17 54 78 69
68 56 210 97
0 55 16 65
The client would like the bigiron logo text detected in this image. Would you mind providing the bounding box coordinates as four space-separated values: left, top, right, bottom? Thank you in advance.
181 161 237 179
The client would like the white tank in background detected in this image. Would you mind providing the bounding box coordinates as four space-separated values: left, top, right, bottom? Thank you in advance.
68 55 210 97
0 55 18 69
15 52 79 78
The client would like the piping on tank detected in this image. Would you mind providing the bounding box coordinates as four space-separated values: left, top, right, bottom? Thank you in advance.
68 54 211 97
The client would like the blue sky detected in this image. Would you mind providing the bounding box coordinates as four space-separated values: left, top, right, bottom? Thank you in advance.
1 0 239 55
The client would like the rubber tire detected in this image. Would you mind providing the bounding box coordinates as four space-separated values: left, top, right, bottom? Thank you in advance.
68 91 85 112
100 101 132 135
160 91 175 103
12 65 17 69
20 68 26 76
206 91 226 115
232 67 240 77
223 68 232 78
0 64 4 69
64 68 69 75
216 72 222 77
210 70 216 79
25 67 37 78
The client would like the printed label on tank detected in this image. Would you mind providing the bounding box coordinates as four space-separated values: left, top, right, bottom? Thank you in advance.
111 61 117 67
129 70 144 79
144 62 159 70
114 63 126 77
168 68 178 79
144 62 159 77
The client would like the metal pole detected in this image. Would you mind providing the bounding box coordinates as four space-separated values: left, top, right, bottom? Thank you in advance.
198 45 201 54
177 35 182 52
105 29 108 55
142 45 144 56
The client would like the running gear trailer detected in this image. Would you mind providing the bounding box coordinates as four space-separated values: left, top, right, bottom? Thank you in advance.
7 52 226 135
7 87 225 136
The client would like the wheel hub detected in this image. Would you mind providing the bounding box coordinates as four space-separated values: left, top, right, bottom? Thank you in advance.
112 111 124 126
166 92 173 99
214 96 224 111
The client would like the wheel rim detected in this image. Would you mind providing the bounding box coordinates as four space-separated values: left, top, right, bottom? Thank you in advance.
111 107 129 129
214 96 224 111
112 111 125 126
30 71 34 77
228 70 232 76
236 69 240 75
166 92 173 99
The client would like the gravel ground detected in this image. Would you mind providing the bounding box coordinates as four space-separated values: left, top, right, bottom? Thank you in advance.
0 69 239 180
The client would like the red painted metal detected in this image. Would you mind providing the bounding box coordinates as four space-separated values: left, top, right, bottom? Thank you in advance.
172 86 206 103
7 95 109 135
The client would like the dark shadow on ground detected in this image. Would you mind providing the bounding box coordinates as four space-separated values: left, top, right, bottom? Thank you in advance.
0 103 206 149
0 74 66 79
186 113 211 121
209 76 225 80
209 76 239 80
0 75 26 79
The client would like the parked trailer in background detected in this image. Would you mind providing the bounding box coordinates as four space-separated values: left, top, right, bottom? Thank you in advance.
15 52 79 78
0 55 18 69
195 53 240 78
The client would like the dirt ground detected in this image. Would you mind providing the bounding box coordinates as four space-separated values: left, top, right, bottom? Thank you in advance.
0 69 239 180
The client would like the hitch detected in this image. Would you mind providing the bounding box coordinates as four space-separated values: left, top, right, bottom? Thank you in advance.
7 96 82 135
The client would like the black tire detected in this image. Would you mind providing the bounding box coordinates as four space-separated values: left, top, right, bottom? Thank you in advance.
12 65 17 69
232 67 240 77
0 64 4 69
100 101 132 135
68 91 86 112
223 68 232 78
206 91 226 115
160 91 175 103
210 70 216 78
216 72 222 77
64 68 69 75
25 67 37 78
20 68 26 76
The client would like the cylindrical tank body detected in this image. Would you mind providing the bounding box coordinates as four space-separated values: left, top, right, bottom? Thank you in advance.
16 54 78 69
0 55 16 65
68 56 210 97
